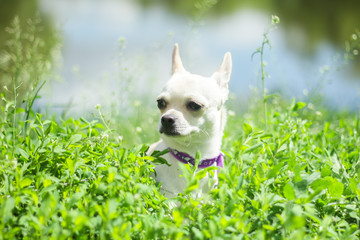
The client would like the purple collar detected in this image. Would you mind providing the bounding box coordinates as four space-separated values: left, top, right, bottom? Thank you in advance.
169 148 224 168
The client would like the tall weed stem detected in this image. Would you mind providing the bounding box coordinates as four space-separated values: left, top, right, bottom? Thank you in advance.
11 17 22 157
23 80 47 138
95 104 111 132
252 15 280 129
260 40 268 129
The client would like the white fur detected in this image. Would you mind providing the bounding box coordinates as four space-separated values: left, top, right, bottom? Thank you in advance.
148 44 232 197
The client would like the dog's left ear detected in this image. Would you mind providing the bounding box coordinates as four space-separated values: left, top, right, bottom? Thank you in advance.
212 52 232 101
172 43 186 74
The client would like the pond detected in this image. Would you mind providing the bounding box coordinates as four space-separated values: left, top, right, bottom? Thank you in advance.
1 0 360 113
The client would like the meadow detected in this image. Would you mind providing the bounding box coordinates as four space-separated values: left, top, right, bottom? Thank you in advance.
1 16 360 239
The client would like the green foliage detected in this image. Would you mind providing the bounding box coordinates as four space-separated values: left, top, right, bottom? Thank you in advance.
221 101 360 239
0 112 169 239
1 93 359 239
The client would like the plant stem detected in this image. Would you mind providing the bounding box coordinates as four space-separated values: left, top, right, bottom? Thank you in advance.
12 77 17 158
96 106 111 132
11 17 22 158
260 40 267 129
24 79 47 139
252 16 279 130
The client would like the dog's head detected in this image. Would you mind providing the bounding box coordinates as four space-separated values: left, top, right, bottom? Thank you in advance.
157 44 232 147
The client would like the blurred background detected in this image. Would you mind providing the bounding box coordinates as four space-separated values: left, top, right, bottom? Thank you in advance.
1 0 360 116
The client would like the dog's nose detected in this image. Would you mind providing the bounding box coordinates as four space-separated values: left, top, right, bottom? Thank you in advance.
161 115 176 128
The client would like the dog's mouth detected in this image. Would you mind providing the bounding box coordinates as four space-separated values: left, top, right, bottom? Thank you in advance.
159 127 181 136
159 125 199 137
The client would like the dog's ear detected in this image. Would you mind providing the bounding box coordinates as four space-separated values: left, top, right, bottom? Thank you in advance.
212 52 232 101
172 43 186 74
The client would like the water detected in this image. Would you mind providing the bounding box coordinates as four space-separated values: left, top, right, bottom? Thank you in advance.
36 0 360 113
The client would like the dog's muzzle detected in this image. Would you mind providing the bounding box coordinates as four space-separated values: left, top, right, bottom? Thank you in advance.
159 114 180 136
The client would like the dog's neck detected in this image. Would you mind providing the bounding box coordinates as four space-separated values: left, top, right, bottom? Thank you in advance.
163 136 221 159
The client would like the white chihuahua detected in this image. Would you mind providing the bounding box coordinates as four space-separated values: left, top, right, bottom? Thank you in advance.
148 44 232 197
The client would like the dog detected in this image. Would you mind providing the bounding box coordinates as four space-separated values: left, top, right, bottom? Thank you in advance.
148 44 232 197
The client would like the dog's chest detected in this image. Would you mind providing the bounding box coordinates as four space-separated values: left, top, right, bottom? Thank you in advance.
154 153 212 197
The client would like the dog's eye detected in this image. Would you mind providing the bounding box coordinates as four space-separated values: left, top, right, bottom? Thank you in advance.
157 99 167 109
187 101 202 111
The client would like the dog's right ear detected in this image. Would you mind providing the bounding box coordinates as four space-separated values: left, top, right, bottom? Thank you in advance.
172 43 186 74
211 52 232 103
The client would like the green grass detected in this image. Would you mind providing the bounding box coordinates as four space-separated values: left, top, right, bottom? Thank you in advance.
1 93 359 239
1 15 360 240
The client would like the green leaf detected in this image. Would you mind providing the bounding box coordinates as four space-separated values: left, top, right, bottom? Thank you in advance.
195 169 208 180
151 148 170 158
311 178 329 191
15 147 29 159
43 120 52 125
243 123 253 136
266 163 284 179
328 180 344 198
349 178 358 194
54 145 64 153
294 164 302 182
321 164 332 177
67 192 83 208
194 151 201 167
44 121 52 136
256 164 265 179
311 177 344 198
192 227 204 239
263 224 276 230
33 126 43 138
292 102 306 111
69 134 82 144
20 178 33 188
279 134 291 147
243 143 263 153
125 193 134 206
94 123 105 129
66 158 75 175
173 209 183 227
152 157 171 166
264 94 278 102
74 215 88 231
43 179 52 187
2 197 15 223
16 108 25 113
283 183 296 200
185 180 199 194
